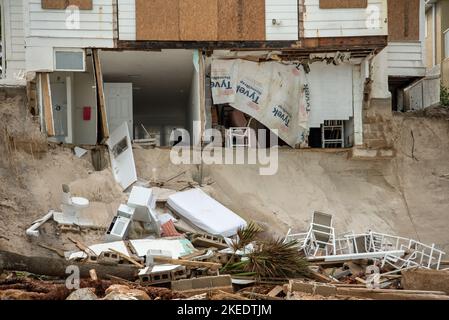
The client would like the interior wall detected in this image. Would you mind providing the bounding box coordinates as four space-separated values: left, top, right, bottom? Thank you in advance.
100 50 195 146
73 57 97 145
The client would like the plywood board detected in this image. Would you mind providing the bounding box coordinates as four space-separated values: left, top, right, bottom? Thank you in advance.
179 0 218 41
218 0 265 41
40 73 55 137
92 49 109 141
136 0 180 40
42 0 93 10
388 0 420 41
241 0 265 40
319 0 367 9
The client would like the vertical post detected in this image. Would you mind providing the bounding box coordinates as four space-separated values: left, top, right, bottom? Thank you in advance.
41 72 55 137
92 49 109 142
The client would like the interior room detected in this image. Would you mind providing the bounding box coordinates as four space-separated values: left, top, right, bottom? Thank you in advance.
99 49 199 146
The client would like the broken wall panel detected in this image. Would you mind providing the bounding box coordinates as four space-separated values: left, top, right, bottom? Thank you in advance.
136 0 180 41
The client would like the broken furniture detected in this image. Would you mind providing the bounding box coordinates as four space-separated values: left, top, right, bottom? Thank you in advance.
286 211 336 257
285 213 446 274
225 110 253 148
167 188 247 237
321 120 345 148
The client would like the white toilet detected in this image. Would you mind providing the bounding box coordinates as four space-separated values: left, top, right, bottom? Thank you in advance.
56 185 90 224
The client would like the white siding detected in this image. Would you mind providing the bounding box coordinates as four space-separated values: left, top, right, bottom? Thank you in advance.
266 0 298 40
388 42 426 77
303 0 388 38
24 0 115 72
2 0 26 81
118 0 135 40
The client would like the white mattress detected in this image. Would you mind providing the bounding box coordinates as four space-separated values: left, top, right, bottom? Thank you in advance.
167 188 247 237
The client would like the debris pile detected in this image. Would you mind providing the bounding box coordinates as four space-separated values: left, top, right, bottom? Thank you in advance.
2 134 448 300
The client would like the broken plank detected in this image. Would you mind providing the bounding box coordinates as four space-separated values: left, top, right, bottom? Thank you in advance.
89 269 98 281
267 286 284 298
38 243 65 258
40 73 55 137
153 257 221 270
68 236 97 257
108 248 144 268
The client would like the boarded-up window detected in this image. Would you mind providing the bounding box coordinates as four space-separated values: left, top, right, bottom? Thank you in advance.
218 0 265 41
319 0 368 9
42 0 93 10
388 0 420 41
136 0 180 41
136 0 265 41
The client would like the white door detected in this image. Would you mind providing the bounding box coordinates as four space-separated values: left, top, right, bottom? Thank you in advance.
104 83 133 138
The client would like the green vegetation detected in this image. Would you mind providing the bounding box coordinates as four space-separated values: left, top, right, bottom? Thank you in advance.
441 84 449 107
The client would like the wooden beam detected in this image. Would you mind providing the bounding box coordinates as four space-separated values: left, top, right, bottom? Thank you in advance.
40 73 55 137
115 36 388 53
92 49 109 142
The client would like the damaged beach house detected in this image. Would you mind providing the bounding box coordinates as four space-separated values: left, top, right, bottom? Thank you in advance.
2 0 449 301
0 0 429 156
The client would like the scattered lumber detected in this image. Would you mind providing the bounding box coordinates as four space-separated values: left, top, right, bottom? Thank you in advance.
68 237 96 257
153 256 222 270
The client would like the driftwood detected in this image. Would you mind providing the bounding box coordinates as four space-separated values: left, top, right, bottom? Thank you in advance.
0 250 138 280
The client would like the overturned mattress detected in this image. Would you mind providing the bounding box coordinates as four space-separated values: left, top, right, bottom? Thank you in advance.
167 188 247 237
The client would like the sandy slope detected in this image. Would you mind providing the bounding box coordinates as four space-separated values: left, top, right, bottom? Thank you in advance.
1 95 448 256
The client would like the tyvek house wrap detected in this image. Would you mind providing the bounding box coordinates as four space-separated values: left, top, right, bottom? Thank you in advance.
211 59 310 147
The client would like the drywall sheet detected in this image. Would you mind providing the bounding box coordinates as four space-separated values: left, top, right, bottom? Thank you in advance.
307 62 354 128
179 0 218 41
211 59 309 147
136 0 180 40
106 122 137 190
